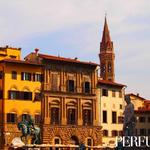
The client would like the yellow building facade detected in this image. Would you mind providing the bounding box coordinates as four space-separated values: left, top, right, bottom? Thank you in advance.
97 80 125 146
0 47 42 149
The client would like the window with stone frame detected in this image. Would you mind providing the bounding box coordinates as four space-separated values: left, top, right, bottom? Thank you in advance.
84 81 90 93
67 108 76 125
7 113 17 123
87 138 93 150
68 80 75 92
51 107 60 125
51 73 59 91
83 109 92 125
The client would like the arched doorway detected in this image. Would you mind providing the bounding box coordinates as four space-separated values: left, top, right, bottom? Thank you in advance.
70 136 79 145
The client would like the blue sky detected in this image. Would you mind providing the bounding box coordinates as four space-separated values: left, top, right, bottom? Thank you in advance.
0 0 150 99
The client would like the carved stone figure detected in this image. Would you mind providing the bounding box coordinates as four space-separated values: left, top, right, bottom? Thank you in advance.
123 95 136 136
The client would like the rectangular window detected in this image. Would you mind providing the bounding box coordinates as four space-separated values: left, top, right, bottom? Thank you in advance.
118 131 123 136
34 93 41 101
51 74 59 91
35 114 41 124
103 111 107 123
112 130 118 137
83 109 92 125
51 107 60 125
7 113 17 123
8 90 20 100
148 129 150 135
148 117 150 123
21 72 31 81
68 80 74 92
84 82 90 93
102 89 108 96
118 116 124 124
120 104 123 109
20 91 32 100
0 71 3 79
139 117 145 123
103 130 108 137
0 90 3 99
112 90 116 97
112 111 117 123
140 129 146 135
33 73 42 82
119 91 122 98
12 71 17 80
67 108 76 125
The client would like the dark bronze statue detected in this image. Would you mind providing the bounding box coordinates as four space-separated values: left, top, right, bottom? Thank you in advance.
17 115 40 144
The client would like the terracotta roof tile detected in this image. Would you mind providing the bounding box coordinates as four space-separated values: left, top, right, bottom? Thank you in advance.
98 79 125 87
38 53 98 66
0 59 42 66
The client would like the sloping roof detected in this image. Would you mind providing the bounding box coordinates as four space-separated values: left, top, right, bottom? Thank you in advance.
97 79 125 87
38 53 98 66
125 93 146 101
135 108 150 113
0 59 42 66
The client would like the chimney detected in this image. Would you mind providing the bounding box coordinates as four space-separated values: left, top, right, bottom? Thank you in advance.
35 48 39 56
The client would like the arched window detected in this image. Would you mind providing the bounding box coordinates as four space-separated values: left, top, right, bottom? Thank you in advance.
53 137 61 150
86 137 93 150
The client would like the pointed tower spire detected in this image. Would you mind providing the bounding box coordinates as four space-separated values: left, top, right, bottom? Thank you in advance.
99 16 115 81
101 16 111 44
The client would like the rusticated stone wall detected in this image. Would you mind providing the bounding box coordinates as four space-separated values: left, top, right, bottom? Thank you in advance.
42 125 102 146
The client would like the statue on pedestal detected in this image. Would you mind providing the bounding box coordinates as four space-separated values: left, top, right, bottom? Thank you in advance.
123 95 136 136
17 115 41 144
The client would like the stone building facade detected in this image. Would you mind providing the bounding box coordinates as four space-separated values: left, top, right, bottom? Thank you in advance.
25 52 102 147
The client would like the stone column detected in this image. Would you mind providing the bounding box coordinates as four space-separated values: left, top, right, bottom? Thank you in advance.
78 98 82 125
61 97 66 125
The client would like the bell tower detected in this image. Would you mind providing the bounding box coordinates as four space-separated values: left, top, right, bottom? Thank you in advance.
99 17 115 81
